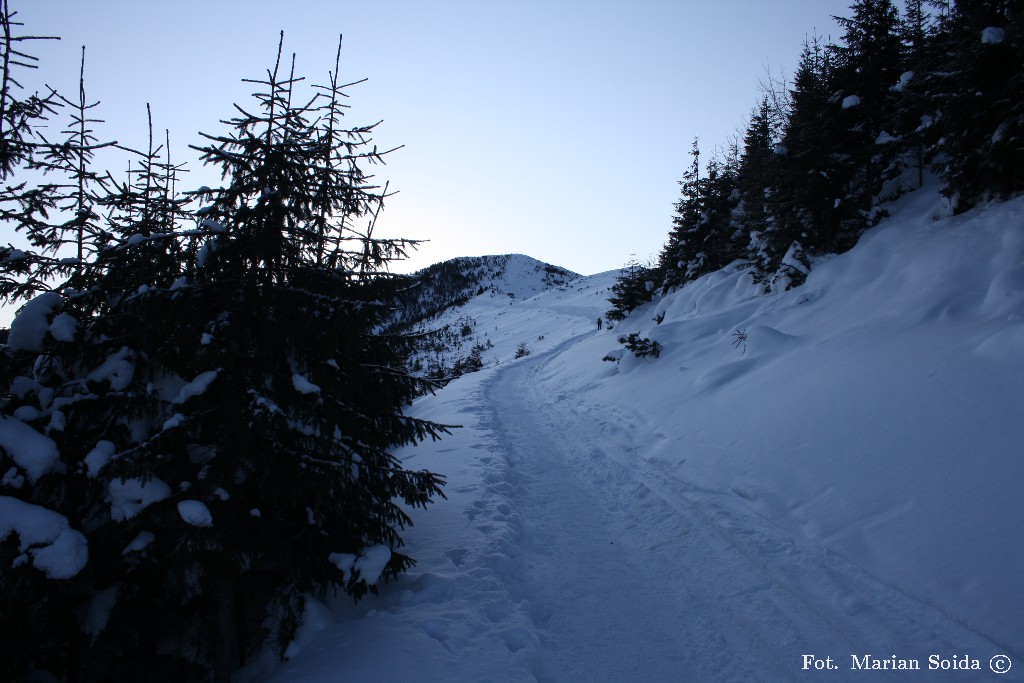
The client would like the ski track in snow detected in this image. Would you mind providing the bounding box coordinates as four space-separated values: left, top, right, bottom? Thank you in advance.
465 336 1012 681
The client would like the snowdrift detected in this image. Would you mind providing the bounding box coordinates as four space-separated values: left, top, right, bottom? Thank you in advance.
560 187 1024 655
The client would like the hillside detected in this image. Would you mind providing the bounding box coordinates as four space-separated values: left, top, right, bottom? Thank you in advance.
389 254 583 377
388 254 578 329
245 184 1024 681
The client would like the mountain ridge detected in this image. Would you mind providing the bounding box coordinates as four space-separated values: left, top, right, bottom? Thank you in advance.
389 254 580 331
389 253 588 377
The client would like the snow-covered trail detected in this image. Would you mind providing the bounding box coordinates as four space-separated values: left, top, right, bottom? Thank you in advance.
477 340 1013 681
249 331 1017 682
249 331 1017 683
485 352 775 681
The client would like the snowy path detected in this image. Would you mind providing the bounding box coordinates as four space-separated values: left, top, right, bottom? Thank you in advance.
254 335 1018 682
469 341 1014 681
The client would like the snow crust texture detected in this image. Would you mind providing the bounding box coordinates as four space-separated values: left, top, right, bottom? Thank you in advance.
240 188 1024 681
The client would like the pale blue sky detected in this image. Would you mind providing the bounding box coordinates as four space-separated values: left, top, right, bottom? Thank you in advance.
16 1 857 277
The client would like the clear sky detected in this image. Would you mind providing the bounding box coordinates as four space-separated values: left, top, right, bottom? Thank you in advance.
13 0 858 278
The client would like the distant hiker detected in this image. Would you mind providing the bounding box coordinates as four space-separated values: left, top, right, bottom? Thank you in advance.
597 317 603 330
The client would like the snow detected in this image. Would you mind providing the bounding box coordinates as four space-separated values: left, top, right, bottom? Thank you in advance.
890 70 914 92
291 374 321 395
0 415 60 483
328 545 392 584
7 291 62 351
10 376 41 400
178 500 213 527
354 545 392 585
874 130 898 144
0 495 88 579
779 241 808 275
327 552 356 575
48 312 78 342
2 466 24 488
162 413 185 430
197 242 213 268
82 586 120 638
83 440 117 478
242 185 1023 681
992 121 1009 144
12 405 40 421
121 530 155 555
981 26 1005 44
201 218 226 233
841 94 861 109
108 477 171 521
174 370 219 404
87 347 135 391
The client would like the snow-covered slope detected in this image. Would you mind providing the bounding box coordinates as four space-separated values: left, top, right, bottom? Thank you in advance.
389 253 578 329
243 187 1024 681
392 253 589 375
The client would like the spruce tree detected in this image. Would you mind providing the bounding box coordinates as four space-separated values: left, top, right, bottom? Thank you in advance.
607 254 654 321
893 0 939 190
32 47 118 270
929 0 1024 208
658 138 703 289
0 0 64 300
658 136 744 292
696 146 742 274
1 26 449 682
829 0 905 235
737 99 779 278
767 35 838 289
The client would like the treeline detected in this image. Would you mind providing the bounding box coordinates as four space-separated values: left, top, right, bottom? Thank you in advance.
0 3 448 682
610 0 1023 319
